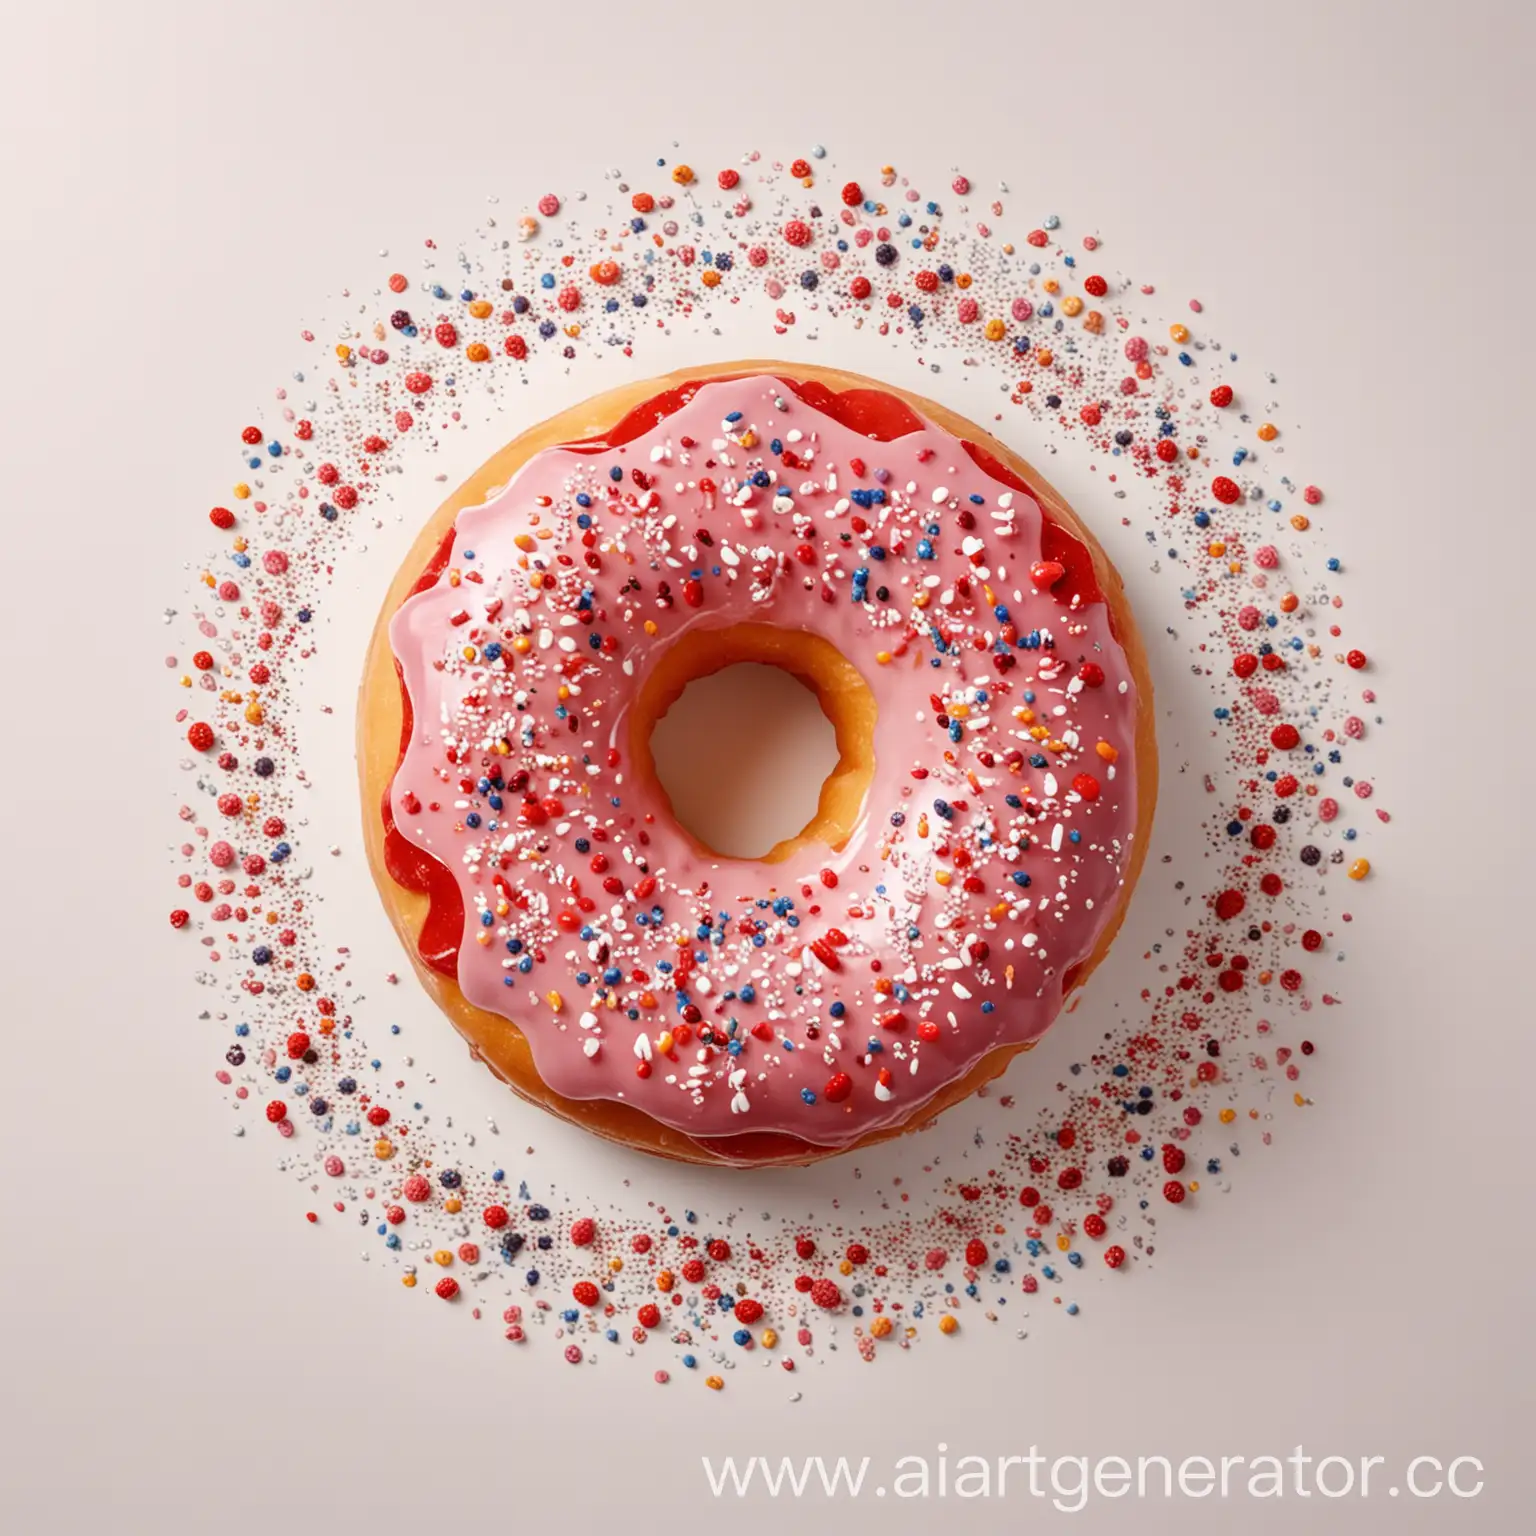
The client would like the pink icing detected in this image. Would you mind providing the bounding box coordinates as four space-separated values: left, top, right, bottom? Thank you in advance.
387 375 1143 1150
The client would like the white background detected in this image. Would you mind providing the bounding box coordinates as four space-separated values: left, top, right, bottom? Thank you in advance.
3 2 1532 1532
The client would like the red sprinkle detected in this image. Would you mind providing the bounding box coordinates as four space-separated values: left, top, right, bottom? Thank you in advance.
810 1279 843 1310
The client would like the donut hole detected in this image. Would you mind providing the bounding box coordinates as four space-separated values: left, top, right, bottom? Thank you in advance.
633 623 878 864
649 665 837 859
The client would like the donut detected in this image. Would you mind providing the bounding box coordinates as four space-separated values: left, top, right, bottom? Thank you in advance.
359 362 1156 1167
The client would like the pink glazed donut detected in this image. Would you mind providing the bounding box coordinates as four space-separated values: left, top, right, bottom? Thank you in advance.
359 362 1157 1166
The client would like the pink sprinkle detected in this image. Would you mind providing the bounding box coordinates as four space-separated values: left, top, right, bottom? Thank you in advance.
564 1345 583 1364
1237 605 1262 631
653 1370 670 1384
324 1155 345 1177
1124 336 1149 362
537 193 560 217
1083 235 1099 251
1353 781 1373 799
263 550 289 575
209 841 235 868
1318 798 1340 822
1304 485 1323 505
1344 715 1365 738
1254 545 1279 569
952 175 970 195
1011 297 1034 322
1189 298 1203 312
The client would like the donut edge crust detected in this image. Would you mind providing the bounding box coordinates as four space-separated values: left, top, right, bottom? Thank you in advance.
357 360 1159 1168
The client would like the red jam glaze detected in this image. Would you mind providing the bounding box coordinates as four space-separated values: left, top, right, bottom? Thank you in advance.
380 526 465 976
381 374 1111 994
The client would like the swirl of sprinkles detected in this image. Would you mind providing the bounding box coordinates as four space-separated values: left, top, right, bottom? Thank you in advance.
165 145 1384 1385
